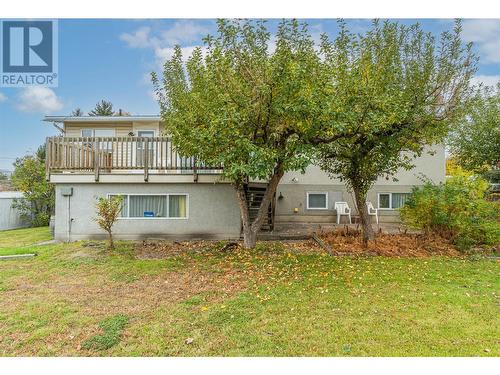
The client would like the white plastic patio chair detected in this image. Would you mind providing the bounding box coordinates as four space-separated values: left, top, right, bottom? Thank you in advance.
335 202 352 225
366 201 379 224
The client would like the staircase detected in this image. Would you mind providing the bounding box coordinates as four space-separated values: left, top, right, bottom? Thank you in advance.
244 183 275 231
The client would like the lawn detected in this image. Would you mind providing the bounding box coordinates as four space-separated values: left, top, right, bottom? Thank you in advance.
0 227 498 356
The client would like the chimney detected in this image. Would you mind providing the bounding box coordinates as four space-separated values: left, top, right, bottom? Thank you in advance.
118 109 123 116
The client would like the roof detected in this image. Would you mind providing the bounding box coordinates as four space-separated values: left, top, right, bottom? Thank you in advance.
44 115 161 123
0 191 24 199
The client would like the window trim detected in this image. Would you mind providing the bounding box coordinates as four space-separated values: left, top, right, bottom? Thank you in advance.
81 129 116 137
137 129 156 137
377 193 392 210
107 193 189 220
306 191 329 210
377 192 410 210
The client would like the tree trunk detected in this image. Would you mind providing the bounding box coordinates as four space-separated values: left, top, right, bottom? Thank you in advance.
235 185 257 249
235 165 284 249
353 187 375 246
107 230 114 250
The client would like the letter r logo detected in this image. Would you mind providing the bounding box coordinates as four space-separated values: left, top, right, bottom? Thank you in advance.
2 21 53 73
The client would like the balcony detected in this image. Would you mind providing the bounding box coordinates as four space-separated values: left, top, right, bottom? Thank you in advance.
45 136 223 182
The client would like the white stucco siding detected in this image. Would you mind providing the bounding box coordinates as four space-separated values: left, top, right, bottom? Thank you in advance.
281 144 445 186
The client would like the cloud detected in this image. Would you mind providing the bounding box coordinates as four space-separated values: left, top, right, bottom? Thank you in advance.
471 74 500 89
121 20 211 92
160 20 209 46
120 26 155 49
462 19 500 63
121 20 209 51
0 92 7 102
16 87 63 113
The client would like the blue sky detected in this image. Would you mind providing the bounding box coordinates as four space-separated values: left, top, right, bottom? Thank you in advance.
1 18 499 171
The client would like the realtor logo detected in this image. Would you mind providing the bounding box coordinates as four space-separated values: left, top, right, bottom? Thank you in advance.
1 20 58 87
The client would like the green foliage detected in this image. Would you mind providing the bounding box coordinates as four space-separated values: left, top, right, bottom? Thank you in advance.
317 19 476 194
94 195 123 249
88 100 114 116
448 83 500 172
11 145 54 227
153 19 331 184
313 20 476 241
400 173 500 251
82 314 129 351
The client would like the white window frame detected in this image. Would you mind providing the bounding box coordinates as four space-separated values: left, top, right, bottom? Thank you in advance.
377 192 410 210
81 129 116 137
137 129 156 137
107 193 189 220
377 193 392 210
306 191 329 210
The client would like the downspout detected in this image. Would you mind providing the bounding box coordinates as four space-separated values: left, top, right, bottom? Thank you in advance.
67 195 72 242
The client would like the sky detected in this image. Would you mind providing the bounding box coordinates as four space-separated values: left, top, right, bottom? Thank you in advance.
1 18 500 171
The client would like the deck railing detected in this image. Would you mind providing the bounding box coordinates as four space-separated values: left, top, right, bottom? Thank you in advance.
45 136 223 181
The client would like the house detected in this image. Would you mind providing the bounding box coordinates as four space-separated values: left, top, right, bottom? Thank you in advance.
44 115 445 242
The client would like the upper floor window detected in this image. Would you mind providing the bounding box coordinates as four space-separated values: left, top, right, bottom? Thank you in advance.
81 129 116 137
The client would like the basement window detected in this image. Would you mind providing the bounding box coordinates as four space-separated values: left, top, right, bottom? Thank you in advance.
377 193 411 210
108 194 188 219
307 192 328 210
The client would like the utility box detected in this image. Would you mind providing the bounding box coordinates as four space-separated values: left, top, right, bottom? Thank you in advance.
60 187 73 196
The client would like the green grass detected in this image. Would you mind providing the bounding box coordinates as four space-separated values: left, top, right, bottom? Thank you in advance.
0 228 498 356
0 227 52 248
82 314 129 351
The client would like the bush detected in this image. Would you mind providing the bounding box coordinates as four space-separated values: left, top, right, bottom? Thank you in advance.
400 173 500 251
11 146 54 227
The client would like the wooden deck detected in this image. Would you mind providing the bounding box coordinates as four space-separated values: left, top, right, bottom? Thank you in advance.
45 136 223 181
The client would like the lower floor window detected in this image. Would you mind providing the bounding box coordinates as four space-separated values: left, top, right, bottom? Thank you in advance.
378 192 410 209
109 194 188 218
307 192 328 209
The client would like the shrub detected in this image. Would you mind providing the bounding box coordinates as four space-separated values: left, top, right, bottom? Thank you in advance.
94 195 123 250
400 173 500 251
11 146 54 227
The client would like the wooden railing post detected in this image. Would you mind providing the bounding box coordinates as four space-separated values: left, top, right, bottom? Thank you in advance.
45 137 50 181
193 156 198 183
144 137 149 182
94 138 100 182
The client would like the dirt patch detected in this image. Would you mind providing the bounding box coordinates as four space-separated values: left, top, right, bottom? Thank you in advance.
318 227 461 257
135 240 214 259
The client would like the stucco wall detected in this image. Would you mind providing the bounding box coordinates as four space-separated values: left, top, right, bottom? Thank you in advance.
282 144 445 186
54 183 241 241
275 184 419 224
274 144 445 224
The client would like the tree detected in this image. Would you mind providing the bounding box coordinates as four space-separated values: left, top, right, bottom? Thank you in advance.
95 195 123 250
316 20 477 244
89 100 114 116
11 145 55 227
153 19 338 248
71 108 83 116
448 83 500 174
